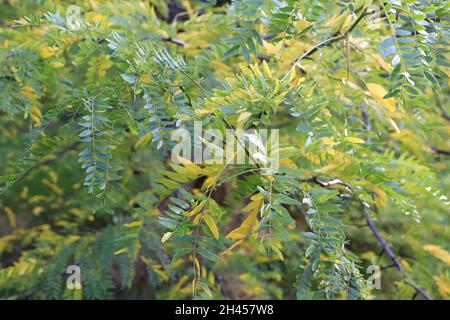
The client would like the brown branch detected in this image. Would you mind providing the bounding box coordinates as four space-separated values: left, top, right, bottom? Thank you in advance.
361 104 372 143
257 54 270 61
430 145 450 156
301 177 353 193
294 8 372 64
441 110 450 122
161 36 187 47
435 95 450 122
263 33 278 40
364 206 433 300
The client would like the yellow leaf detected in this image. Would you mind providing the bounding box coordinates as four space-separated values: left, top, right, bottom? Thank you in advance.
237 111 252 124
181 0 194 17
242 198 263 213
134 132 152 149
187 200 207 217
193 214 202 225
20 186 29 198
271 245 284 261
66 235 80 245
114 248 129 255
195 108 215 116
220 239 244 256
50 61 65 68
32 206 44 216
91 53 113 78
279 158 298 169
227 210 258 240
203 214 219 239
322 137 335 145
22 85 39 101
31 107 42 126
322 108 332 118
283 67 296 83
202 176 217 189
48 171 58 183
85 12 112 26
346 136 365 144
41 178 62 194
369 53 393 73
161 232 174 243
140 74 152 84
174 156 203 175
194 258 201 278
250 192 264 201
434 275 450 299
124 221 143 228
40 46 59 59
261 60 272 79
289 76 305 90
326 12 350 33
400 259 411 272
367 83 396 112
423 245 450 265
4 207 16 228
70 208 84 217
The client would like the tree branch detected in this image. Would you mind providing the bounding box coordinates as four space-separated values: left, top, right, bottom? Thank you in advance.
161 36 187 47
435 95 450 122
364 206 433 300
301 177 353 193
430 145 450 156
294 8 372 64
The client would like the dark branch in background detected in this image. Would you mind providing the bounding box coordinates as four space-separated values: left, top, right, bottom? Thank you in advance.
0 140 79 197
161 36 187 47
363 206 433 300
213 271 231 299
361 104 372 143
435 95 450 122
263 33 278 40
441 110 450 121
257 54 271 61
356 74 433 299
430 145 450 156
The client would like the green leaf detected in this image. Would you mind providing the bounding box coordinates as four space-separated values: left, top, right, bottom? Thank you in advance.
196 247 221 263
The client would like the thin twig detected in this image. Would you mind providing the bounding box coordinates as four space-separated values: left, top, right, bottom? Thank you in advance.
294 8 372 65
435 95 450 122
430 145 450 156
301 177 353 193
161 36 187 47
364 206 433 300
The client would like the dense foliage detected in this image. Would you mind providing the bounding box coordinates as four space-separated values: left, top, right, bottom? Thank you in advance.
0 0 449 300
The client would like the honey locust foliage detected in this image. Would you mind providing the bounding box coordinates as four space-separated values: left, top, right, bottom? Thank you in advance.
0 0 449 300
